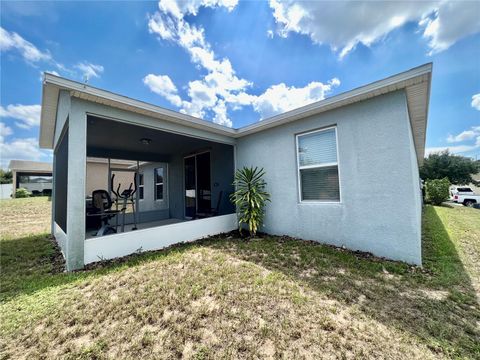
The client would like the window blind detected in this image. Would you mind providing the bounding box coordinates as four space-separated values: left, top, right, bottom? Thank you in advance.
298 128 337 166
300 166 339 201
297 127 340 201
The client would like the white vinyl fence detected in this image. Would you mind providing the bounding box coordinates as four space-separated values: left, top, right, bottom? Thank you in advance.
0 184 13 199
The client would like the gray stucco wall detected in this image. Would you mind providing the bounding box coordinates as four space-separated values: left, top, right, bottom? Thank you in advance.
53 90 422 270
236 90 422 265
137 162 170 213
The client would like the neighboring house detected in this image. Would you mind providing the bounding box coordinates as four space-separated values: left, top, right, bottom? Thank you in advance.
470 173 480 194
85 157 136 195
9 160 53 197
448 173 480 195
8 159 133 198
39 63 432 271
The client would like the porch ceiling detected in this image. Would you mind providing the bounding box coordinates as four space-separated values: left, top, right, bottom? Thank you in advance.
87 116 229 161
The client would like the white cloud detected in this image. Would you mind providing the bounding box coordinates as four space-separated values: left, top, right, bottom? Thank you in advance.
250 79 340 119
187 80 218 108
430 126 480 156
45 70 59 76
472 93 480 111
0 122 13 142
447 126 480 143
146 0 340 127
1 26 105 82
422 1 480 54
447 130 477 143
211 100 232 127
157 0 238 19
147 0 249 126
0 26 51 62
268 0 480 58
0 137 51 169
75 62 104 80
143 74 182 106
0 104 41 129
425 144 479 156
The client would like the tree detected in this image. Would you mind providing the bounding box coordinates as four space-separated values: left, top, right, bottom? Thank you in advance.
425 178 450 205
0 169 13 184
420 151 480 185
230 166 270 237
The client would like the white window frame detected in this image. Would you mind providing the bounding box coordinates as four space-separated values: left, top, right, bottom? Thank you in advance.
154 166 166 202
138 172 144 201
295 126 342 204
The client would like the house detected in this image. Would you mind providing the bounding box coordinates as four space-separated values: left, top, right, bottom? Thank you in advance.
84 157 137 195
9 160 53 197
469 173 480 194
7 158 133 198
39 63 432 271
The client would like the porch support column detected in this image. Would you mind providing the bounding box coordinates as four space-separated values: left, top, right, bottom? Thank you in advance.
66 102 87 271
11 171 17 198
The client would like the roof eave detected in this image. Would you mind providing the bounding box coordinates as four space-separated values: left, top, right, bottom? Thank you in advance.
39 63 432 164
39 73 237 151
237 63 432 136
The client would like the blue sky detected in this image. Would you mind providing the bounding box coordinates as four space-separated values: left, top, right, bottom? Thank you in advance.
1 0 479 168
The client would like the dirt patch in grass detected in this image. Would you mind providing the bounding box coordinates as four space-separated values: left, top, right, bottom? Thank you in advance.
1 205 479 359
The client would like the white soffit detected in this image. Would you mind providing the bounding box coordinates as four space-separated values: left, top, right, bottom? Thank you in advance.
39 82 59 149
40 64 432 163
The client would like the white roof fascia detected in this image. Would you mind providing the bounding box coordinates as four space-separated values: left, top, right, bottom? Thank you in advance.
237 63 432 137
40 64 432 164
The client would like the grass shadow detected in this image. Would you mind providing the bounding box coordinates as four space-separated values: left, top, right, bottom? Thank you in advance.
0 233 201 303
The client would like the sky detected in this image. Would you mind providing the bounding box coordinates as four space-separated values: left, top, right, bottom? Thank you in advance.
1 0 479 169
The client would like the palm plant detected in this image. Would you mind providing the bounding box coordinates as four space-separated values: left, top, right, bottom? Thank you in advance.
230 166 270 237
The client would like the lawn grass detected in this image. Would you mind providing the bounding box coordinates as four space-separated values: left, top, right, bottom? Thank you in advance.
0 198 479 359
0 197 51 238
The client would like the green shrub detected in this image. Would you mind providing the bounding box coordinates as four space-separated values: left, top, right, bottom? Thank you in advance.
230 166 270 236
15 188 31 198
425 178 450 205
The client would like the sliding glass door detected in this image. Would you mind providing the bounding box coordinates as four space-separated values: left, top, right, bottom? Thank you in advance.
184 152 211 219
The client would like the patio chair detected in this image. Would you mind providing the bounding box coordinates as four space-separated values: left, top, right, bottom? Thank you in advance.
195 191 223 219
86 190 124 236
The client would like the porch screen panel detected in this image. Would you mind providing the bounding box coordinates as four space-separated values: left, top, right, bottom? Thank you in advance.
297 127 340 202
54 130 69 233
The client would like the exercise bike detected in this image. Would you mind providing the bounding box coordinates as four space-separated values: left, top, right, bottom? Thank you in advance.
86 189 125 236
111 173 138 233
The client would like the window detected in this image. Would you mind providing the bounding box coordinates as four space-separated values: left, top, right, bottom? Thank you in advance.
138 173 144 200
155 167 164 200
296 127 340 202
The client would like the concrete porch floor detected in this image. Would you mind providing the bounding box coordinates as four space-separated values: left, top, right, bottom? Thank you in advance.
85 218 185 239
